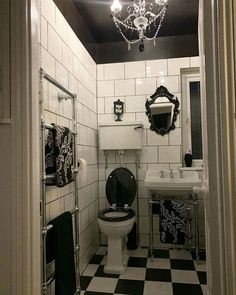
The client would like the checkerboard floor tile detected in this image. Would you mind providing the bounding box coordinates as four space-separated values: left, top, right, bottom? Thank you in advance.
80 247 207 295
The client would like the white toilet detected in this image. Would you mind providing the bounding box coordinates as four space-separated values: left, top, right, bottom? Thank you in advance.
98 167 136 274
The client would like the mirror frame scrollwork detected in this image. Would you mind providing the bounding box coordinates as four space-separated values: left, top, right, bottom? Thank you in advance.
145 85 180 136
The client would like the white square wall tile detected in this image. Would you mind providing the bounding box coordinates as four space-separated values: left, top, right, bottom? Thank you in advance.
136 78 156 95
48 26 63 62
125 61 146 78
62 43 74 73
140 146 158 163
41 0 56 28
97 64 104 80
146 59 168 77
168 57 190 75
125 96 145 112
56 62 69 88
98 97 105 114
115 79 135 96
169 128 181 145
97 80 114 97
190 56 200 67
157 76 179 93
104 63 124 80
40 17 48 49
147 130 168 146
159 146 181 163
41 47 56 78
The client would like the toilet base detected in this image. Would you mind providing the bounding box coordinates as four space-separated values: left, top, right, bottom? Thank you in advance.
104 237 129 275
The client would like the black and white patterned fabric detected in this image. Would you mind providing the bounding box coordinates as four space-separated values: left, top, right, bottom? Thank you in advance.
52 124 74 187
45 129 57 185
160 200 188 245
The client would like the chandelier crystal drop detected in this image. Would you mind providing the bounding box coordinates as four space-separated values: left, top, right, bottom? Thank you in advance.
110 0 168 51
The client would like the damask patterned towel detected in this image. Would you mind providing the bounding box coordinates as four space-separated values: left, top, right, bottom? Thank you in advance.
52 124 74 187
45 128 57 185
159 200 188 245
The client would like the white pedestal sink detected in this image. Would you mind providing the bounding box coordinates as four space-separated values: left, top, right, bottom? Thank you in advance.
144 169 202 196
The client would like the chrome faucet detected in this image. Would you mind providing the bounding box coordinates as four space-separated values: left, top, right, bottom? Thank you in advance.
179 169 183 178
170 169 174 178
160 170 164 178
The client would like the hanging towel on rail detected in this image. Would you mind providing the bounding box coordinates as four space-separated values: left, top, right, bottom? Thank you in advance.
46 212 76 295
159 200 188 245
52 124 74 187
45 128 57 185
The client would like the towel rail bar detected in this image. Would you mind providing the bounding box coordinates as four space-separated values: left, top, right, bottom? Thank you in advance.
40 68 76 99
42 207 80 236
43 122 77 135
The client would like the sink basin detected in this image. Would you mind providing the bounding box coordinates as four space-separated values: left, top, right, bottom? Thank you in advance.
144 170 202 196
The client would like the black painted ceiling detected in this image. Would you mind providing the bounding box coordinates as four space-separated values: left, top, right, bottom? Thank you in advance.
73 0 199 43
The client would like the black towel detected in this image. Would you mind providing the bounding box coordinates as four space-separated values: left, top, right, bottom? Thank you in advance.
159 200 188 245
52 124 74 187
45 128 57 185
46 212 76 295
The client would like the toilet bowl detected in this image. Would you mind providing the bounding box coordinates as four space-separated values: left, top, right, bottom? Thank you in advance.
97 168 136 274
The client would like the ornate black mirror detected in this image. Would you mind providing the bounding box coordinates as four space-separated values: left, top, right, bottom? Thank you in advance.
145 85 180 136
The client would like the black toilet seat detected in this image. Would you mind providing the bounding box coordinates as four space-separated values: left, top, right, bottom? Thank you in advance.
98 207 135 222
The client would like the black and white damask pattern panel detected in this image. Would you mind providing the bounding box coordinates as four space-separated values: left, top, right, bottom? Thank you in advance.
160 200 188 245
52 124 74 187
45 129 57 185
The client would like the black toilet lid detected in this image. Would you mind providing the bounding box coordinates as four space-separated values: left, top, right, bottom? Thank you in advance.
106 168 136 207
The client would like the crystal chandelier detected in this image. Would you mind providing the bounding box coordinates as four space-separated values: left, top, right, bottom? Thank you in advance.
110 0 168 51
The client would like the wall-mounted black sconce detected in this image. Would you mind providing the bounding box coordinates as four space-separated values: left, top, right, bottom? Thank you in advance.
114 99 124 121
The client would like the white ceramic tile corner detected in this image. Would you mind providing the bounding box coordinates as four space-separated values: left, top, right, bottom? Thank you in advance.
159 146 181 163
157 75 179 93
146 59 168 77
125 95 146 113
48 25 63 63
136 77 156 95
97 65 104 81
104 63 124 80
115 79 135 96
41 0 56 28
125 61 146 79
168 57 190 75
97 81 115 97
190 56 200 67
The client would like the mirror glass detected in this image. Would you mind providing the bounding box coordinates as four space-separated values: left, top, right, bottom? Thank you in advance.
145 86 180 136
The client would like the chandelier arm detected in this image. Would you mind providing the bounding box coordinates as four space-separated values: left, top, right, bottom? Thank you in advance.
114 14 138 27
145 8 166 22
113 16 139 31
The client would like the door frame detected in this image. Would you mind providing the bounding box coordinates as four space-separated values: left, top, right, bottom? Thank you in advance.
9 0 41 294
4 0 236 294
200 0 236 294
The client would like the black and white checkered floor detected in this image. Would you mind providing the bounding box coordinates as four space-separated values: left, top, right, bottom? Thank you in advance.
80 247 207 295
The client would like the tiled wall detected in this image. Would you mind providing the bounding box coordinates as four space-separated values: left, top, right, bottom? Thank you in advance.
97 57 206 248
39 2 205 289
39 1 99 292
